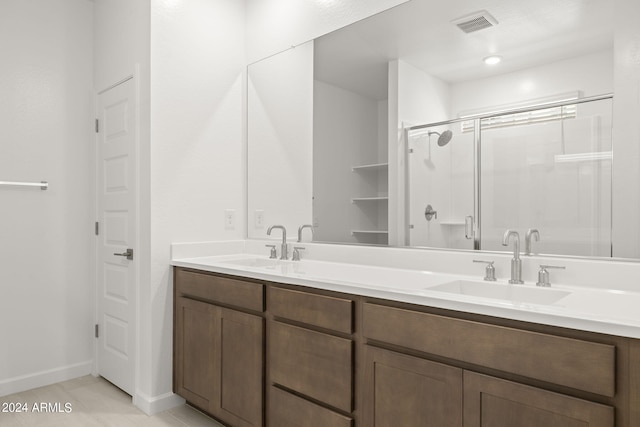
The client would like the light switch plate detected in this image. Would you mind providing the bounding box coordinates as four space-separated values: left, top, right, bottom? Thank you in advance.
224 209 235 230
255 210 264 229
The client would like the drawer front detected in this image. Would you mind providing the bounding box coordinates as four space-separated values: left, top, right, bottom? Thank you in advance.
269 286 353 333
270 321 353 412
363 303 615 397
175 268 264 312
269 387 353 427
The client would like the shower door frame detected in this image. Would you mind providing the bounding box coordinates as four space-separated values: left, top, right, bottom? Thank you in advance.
405 93 613 252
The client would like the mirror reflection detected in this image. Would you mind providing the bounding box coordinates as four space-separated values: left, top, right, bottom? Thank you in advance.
407 96 613 258
247 0 638 259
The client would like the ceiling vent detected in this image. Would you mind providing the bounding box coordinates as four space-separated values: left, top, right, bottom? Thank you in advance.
451 10 498 33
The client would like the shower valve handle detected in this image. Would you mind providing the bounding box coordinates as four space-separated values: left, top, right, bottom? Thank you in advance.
424 205 438 221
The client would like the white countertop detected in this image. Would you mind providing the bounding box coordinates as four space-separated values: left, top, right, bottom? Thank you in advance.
171 245 640 340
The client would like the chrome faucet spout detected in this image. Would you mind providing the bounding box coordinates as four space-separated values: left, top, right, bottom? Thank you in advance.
525 229 540 256
502 229 523 284
297 224 314 242
267 225 288 260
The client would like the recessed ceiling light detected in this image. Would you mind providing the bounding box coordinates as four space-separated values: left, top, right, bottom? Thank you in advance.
483 55 502 65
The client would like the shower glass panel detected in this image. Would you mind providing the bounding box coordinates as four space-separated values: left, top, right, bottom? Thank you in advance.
479 97 613 256
407 123 475 249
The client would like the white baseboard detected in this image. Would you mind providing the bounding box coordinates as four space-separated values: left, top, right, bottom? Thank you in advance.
134 390 185 416
0 360 93 397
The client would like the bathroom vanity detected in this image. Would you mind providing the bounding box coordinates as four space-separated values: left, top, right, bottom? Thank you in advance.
172 251 640 427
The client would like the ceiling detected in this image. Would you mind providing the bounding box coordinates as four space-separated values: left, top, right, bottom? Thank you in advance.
314 0 614 100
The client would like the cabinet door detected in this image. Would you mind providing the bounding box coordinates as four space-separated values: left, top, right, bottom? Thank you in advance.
216 307 264 427
464 372 614 427
174 297 218 412
362 346 462 427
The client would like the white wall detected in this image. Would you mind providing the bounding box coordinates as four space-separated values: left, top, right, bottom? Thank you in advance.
612 0 640 258
149 0 246 407
0 0 94 396
94 0 151 92
450 50 614 116
246 0 409 63
247 42 314 240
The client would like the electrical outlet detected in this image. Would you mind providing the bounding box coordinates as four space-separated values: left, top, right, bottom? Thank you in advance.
224 209 235 230
255 210 264 229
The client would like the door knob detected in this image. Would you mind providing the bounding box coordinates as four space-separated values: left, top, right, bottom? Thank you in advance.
114 248 134 260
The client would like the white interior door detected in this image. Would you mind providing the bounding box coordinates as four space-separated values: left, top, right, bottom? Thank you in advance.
96 77 136 395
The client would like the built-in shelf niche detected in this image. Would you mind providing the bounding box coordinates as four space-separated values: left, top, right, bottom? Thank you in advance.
351 161 388 245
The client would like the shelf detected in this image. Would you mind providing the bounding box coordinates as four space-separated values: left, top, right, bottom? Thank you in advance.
351 163 389 172
351 230 389 236
351 196 389 203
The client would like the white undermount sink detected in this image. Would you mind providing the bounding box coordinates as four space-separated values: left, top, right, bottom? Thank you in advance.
425 280 571 305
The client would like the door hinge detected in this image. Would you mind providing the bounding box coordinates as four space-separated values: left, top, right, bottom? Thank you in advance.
95 221 99 236
95 119 99 133
95 324 99 338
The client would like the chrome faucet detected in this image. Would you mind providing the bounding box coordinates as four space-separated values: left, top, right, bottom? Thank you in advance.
297 224 314 242
525 229 540 256
267 225 288 260
502 230 524 284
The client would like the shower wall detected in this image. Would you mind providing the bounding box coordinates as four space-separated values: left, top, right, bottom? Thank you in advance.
407 126 474 249
480 99 613 256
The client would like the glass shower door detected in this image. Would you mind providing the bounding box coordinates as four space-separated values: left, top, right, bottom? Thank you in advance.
478 98 613 256
406 122 475 249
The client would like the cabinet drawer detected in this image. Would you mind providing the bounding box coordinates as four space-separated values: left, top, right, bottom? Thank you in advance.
270 321 353 412
175 268 264 312
268 286 353 333
363 303 615 397
269 387 353 427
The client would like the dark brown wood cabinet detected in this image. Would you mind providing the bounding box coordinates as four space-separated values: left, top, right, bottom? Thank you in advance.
269 321 353 413
269 386 353 427
174 269 264 427
463 372 614 427
362 346 463 426
174 267 640 427
266 285 355 425
217 307 263 427
174 297 217 410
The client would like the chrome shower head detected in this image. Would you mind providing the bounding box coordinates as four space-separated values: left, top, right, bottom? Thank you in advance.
428 130 453 147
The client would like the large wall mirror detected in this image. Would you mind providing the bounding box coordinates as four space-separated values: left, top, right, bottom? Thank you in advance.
248 0 640 260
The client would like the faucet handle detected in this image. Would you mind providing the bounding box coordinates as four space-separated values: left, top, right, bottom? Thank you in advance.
265 244 277 259
536 265 565 287
473 260 496 281
292 246 305 261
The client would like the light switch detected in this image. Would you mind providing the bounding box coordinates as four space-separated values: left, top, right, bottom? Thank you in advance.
224 209 235 230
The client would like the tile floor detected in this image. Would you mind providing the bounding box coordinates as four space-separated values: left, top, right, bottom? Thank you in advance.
0 376 224 426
